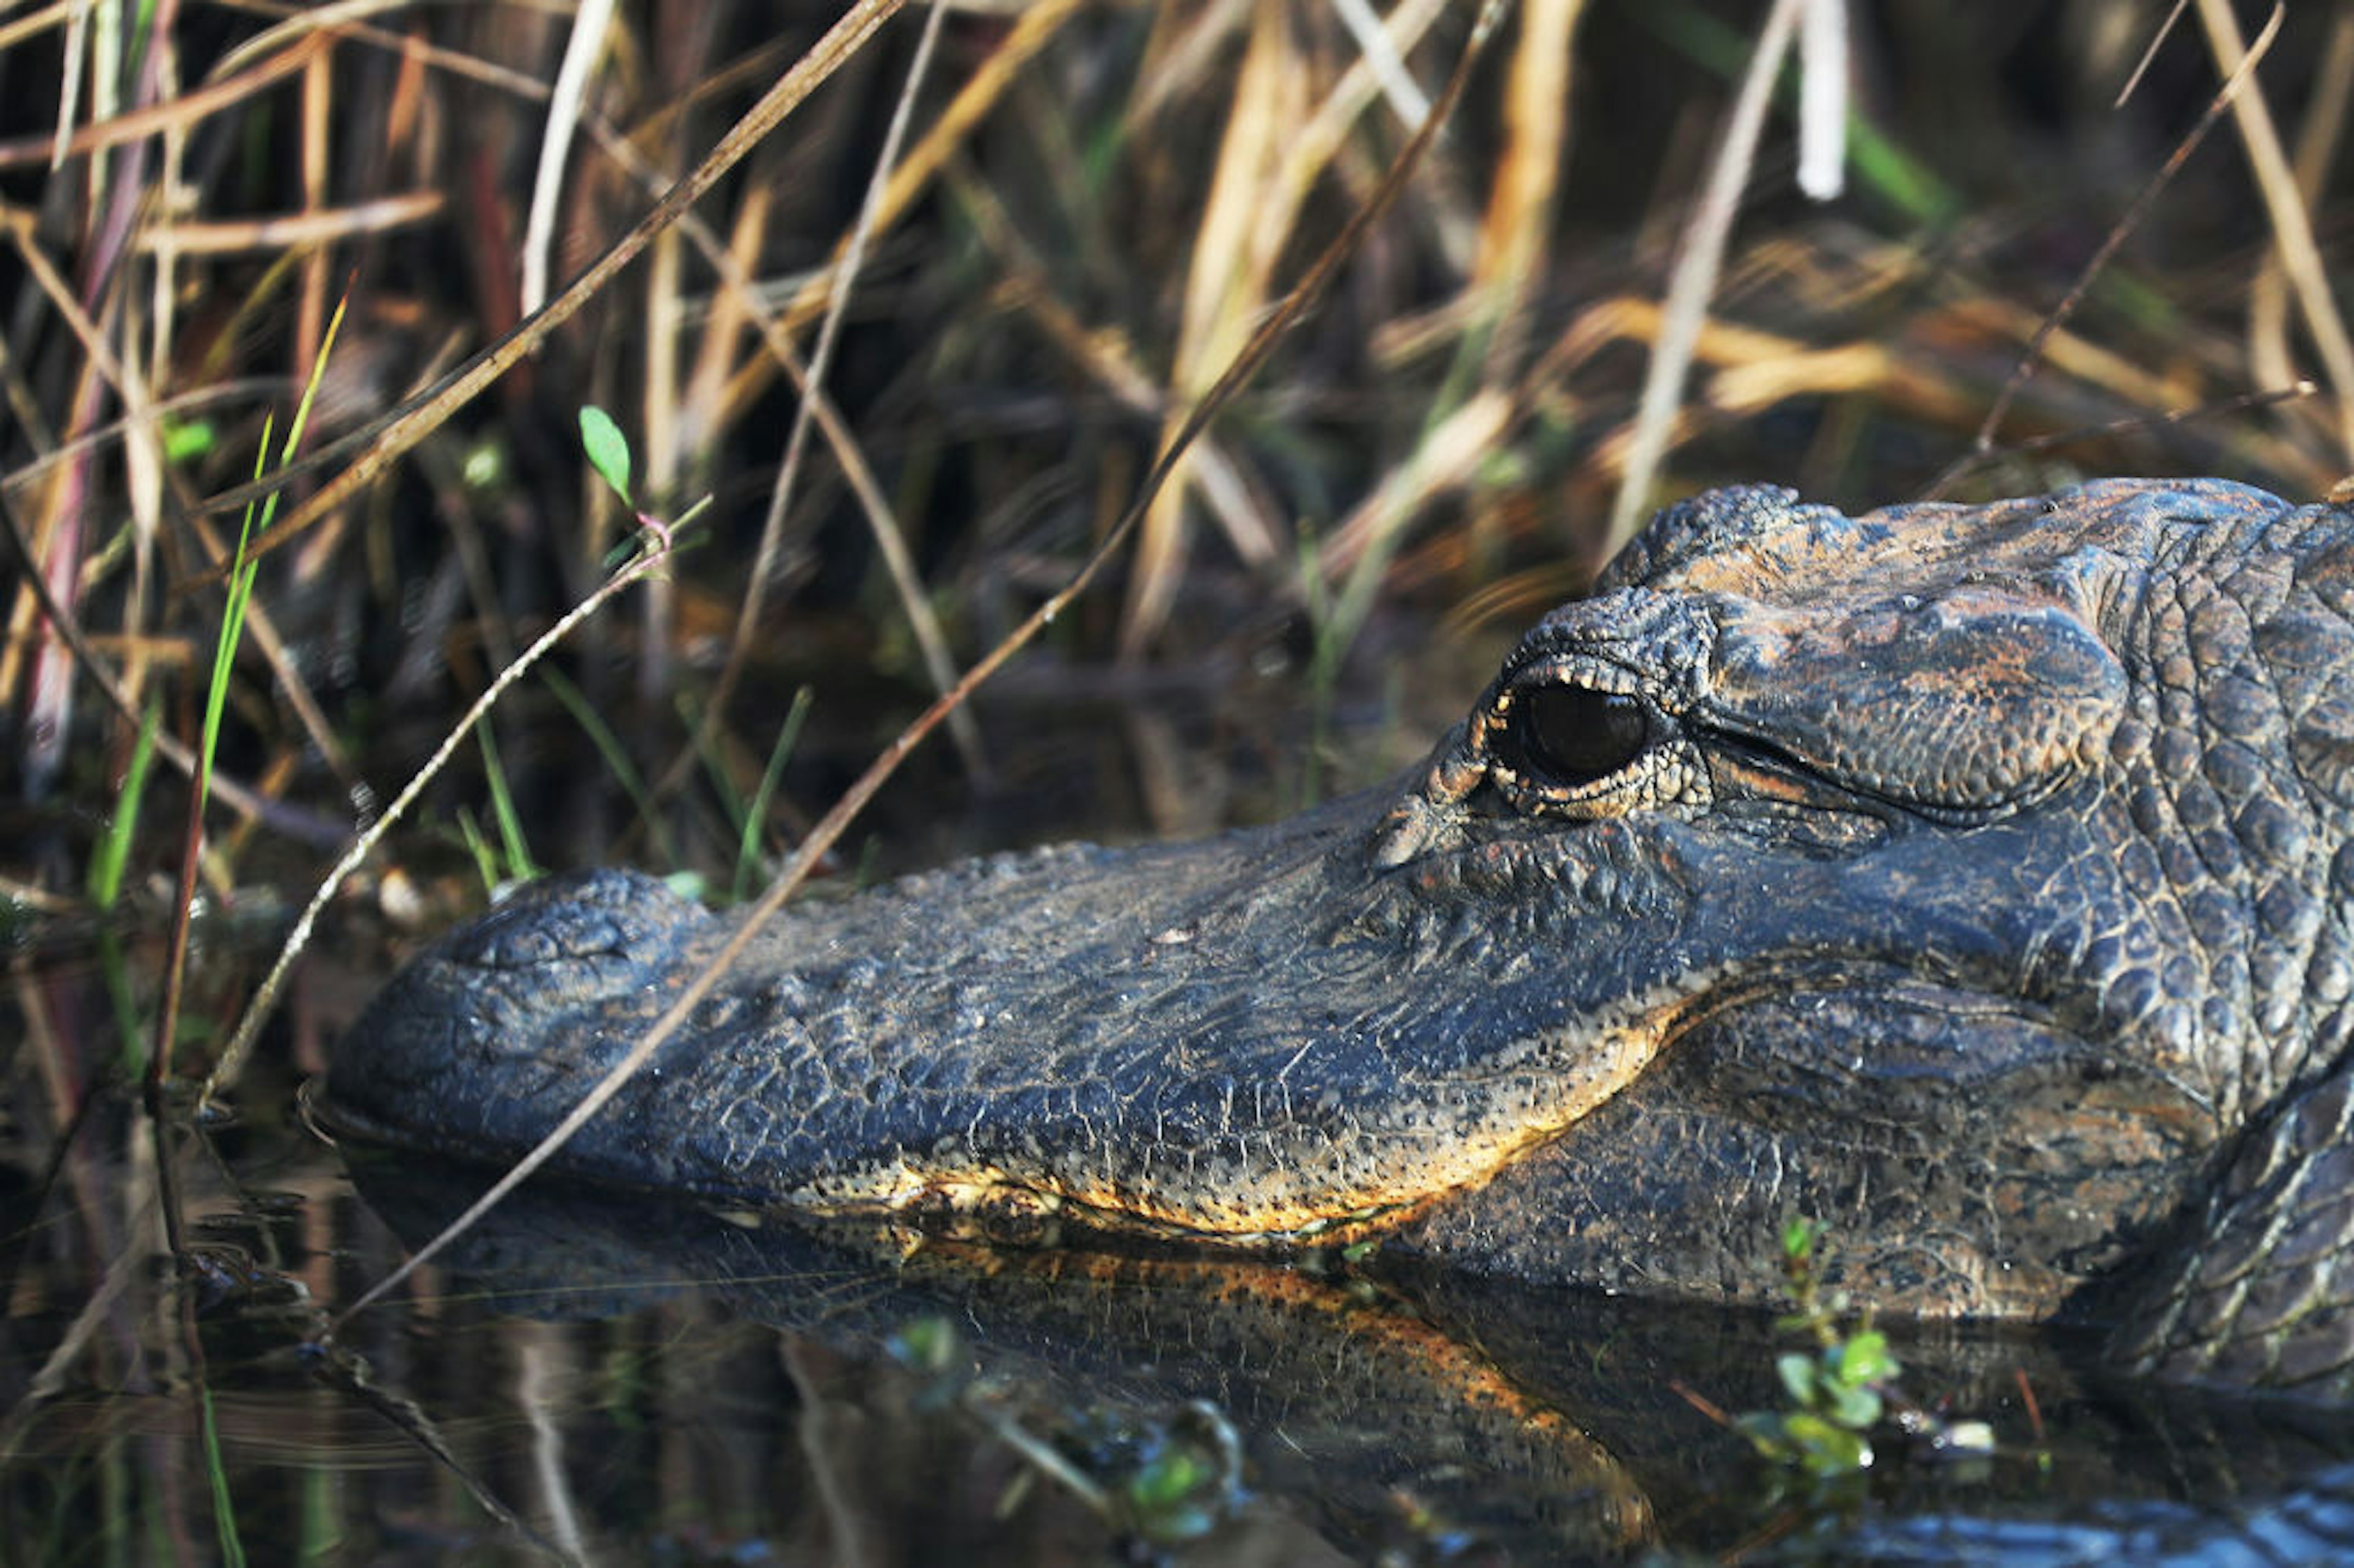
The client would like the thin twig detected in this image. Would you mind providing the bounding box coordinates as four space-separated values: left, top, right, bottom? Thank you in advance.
1986 381 2314 462
566 105 966 796
201 523 684 1105
2196 0 2354 462
1920 2 2285 501
2116 0 2193 109
689 0 983 790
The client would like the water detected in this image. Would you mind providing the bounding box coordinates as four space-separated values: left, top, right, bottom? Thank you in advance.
12 936 2354 1567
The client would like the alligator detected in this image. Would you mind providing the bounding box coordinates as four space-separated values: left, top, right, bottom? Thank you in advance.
324 478 2354 1393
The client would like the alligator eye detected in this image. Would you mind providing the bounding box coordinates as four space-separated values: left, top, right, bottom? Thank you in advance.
1499 685 1651 788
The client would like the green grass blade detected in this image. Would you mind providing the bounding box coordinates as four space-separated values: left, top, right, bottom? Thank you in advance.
472 720 539 884
684 691 750 845
276 295 351 476
541 666 677 865
88 697 160 910
736 686 813 902
456 808 500 895
199 1387 249 1568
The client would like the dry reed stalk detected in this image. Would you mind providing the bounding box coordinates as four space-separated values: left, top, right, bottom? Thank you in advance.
14 321 107 798
1604 0 1805 557
0 487 327 834
0 31 326 168
298 39 331 400
1127 0 1478 643
522 0 617 318
51 0 93 170
1944 296 2201 413
0 4 85 56
196 0 912 560
560 94 992 806
1474 0 1585 363
0 226 94 720
1308 0 1585 598
641 238 685 705
211 0 552 102
676 177 771 446
949 149 1274 580
128 191 446 254
1315 387 1514 579
2196 0 2354 463
1 209 359 796
1706 341 1981 428
2237 6 2354 430
1121 2 1299 657
714 0 1091 424
691 1 988 789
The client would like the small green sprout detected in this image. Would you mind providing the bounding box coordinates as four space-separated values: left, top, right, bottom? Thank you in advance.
162 416 218 463
1734 1220 1897 1479
1057 1399 1245 1546
579 405 632 503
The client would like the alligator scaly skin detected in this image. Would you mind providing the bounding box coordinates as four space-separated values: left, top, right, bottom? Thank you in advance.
326 479 2354 1392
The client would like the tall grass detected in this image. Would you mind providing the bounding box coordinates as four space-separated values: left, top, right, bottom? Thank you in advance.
153 296 348 1087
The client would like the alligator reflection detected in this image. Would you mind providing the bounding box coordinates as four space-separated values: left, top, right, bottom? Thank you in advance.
344 1154 2354 1564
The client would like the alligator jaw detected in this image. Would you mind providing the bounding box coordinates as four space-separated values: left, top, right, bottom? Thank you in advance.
321 799 1718 1243
772 978 1693 1247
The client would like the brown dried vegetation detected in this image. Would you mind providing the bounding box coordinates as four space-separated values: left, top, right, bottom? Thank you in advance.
2 2 2347 935
4 4 2354 1561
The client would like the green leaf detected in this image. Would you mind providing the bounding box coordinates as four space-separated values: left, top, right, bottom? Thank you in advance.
1775 1352 1818 1407
162 416 218 462
1734 1412 1791 1460
1783 1413 1872 1475
1825 1380 1883 1431
887 1315 958 1374
1834 1329 1897 1386
579 405 633 502
1128 1448 1209 1510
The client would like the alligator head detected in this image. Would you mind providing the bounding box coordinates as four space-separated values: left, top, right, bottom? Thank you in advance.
325 479 2354 1388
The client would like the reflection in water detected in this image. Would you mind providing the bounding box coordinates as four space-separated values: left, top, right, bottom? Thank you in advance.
9 963 2354 1564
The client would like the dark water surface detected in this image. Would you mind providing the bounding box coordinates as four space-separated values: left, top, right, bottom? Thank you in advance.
12 952 2354 1567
